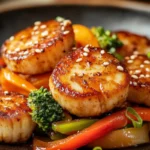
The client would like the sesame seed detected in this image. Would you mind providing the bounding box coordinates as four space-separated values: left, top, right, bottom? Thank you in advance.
129 70 133 74
140 64 144 68
35 49 44 53
133 51 139 55
145 68 150 72
33 26 38 30
63 31 70 35
145 74 150 78
139 74 145 78
34 41 39 44
61 26 65 31
63 20 71 26
134 70 141 74
83 52 88 56
34 21 41 26
130 81 132 85
41 30 49 37
86 62 90 68
131 75 138 79
133 82 137 86
141 84 146 87
103 62 109 66
78 73 83 77
34 31 40 35
100 50 105 54
117 65 124 71
9 36 14 41
72 47 77 50
127 60 133 63
4 91 9 95
25 41 33 46
144 60 150 64
130 55 137 60
76 58 82 62
14 47 20 52
83 47 89 52
85 44 90 48
40 24 47 29
24 51 29 55
13 56 18 60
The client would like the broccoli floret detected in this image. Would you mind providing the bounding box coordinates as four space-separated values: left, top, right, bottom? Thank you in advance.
91 26 123 61
28 87 64 132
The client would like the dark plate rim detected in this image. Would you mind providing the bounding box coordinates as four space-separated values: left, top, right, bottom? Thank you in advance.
0 0 150 14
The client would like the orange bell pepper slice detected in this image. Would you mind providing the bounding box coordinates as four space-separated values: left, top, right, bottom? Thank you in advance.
27 72 51 89
1 68 37 96
33 107 150 150
73 24 99 47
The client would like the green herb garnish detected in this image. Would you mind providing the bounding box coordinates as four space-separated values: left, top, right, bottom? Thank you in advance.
147 52 150 59
125 107 143 128
91 26 123 61
93 146 103 150
56 16 65 22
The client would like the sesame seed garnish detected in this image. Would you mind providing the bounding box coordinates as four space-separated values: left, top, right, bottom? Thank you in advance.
61 26 65 31
78 73 83 77
34 41 38 44
131 75 138 79
9 36 14 41
130 55 137 60
25 41 33 46
14 47 20 52
63 20 71 26
100 50 105 54
34 21 41 26
24 51 29 55
129 70 133 74
133 82 137 86
4 91 9 95
130 81 132 85
41 30 49 37
40 25 47 29
35 49 44 53
63 31 70 35
145 74 150 78
133 51 139 55
76 58 82 62
34 31 40 35
139 74 145 78
33 26 38 30
86 62 90 68
145 68 150 72
140 64 144 68
103 62 109 66
83 52 88 56
72 47 77 50
141 84 146 87
144 60 150 64
117 65 124 71
134 70 141 74
127 60 133 63
83 47 89 52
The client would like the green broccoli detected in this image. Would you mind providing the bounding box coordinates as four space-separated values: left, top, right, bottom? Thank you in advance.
28 87 64 132
91 26 123 61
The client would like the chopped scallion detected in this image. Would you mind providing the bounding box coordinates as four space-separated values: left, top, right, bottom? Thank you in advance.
93 146 103 150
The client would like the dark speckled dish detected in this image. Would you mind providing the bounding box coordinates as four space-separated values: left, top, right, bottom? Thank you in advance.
0 1 150 150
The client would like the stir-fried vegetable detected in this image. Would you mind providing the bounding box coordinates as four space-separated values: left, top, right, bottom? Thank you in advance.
28 87 64 132
33 107 150 150
52 119 97 135
73 24 99 47
91 26 123 60
147 52 150 59
89 124 149 149
0 68 36 96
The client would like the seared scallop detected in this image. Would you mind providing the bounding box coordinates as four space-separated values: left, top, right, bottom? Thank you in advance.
1 19 74 75
0 91 35 143
116 31 150 57
49 46 130 117
124 54 150 106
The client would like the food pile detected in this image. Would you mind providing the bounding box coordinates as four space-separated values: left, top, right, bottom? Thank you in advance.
0 17 150 150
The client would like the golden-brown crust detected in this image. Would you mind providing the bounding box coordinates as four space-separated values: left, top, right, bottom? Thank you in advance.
116 31 150 57
1 19 74 75
49 46 130 117
0 91 35 143
124 54 150 106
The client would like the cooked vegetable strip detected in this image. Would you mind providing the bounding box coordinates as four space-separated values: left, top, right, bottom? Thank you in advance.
73 24 99 47
33 107 150 150
91 26 123 60
1 68 36 96
89 124 149 149
28 87 64 132
147 52 150 59
52 119 98 135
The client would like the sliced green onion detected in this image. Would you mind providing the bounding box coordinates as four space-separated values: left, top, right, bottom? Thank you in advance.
125 107 143 128
93 146 103 150
147 52 150 59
